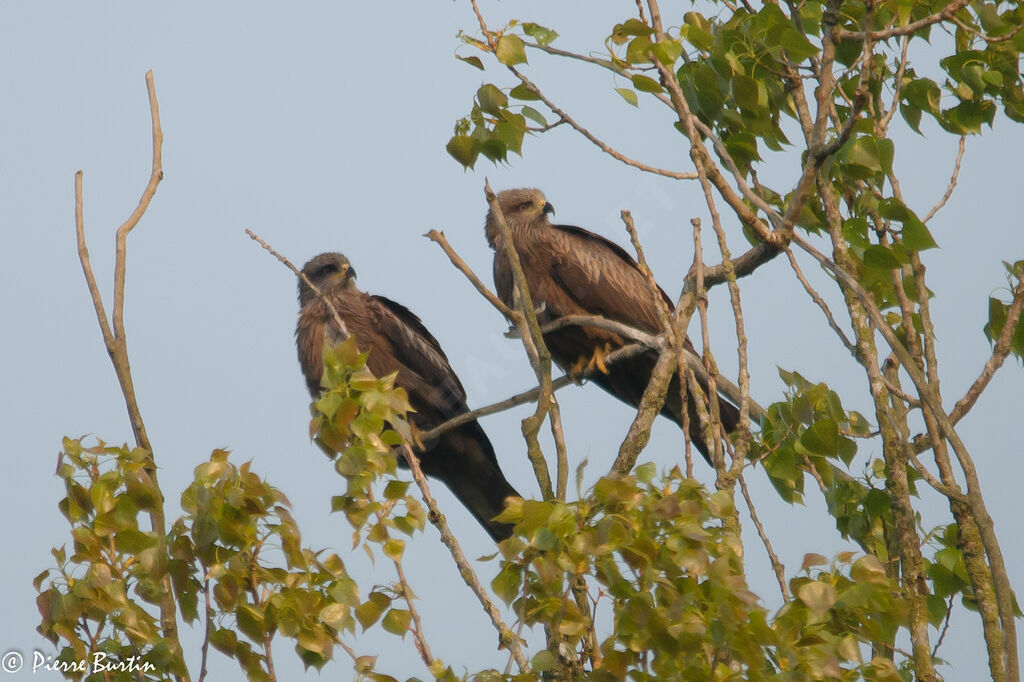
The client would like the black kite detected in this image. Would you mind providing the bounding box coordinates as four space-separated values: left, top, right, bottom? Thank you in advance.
296 252 519 541
486 188 740 463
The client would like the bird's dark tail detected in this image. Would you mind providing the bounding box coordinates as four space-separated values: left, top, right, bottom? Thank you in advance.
415 420 520 542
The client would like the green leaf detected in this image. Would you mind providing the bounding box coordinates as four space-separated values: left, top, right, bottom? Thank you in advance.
799 419 839 457
615 88 639 107
509 83 540 101
356 593 390 631
903 78 941 115
476 84 508 115
496 34 527 66
456 55 484 70
901 218 938 251
445 135 478 168
382 608 412 637
383 480 409 500
383 538 405 561
631 74 663 93
491 565 521 605
798 581 838 617
650 39 682 66
863 245 901 270
522 22 559 46
780 27 819 61
520 105 547 127
531 650 556 672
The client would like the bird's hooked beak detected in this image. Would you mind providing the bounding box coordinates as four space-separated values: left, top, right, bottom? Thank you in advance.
543 201 555 216
331 262 351 282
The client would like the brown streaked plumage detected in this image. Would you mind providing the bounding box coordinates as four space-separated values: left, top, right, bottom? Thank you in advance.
486 188 740 463
296 252 520 541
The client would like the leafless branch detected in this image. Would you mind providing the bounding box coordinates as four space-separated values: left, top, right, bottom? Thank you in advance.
880 35 912 132
418 342 654 443
535 314 661 348
73 70 186 679
786 249 857 355
198 581 211 682
949 275 1024 424
425 229 519 320
507 66 699 180
923 137 966 224
245 229 350 338
401 445 530 672
484 179 564 499
739 473 790 600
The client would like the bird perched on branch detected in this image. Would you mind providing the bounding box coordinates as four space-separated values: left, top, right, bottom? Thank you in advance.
485 188 740 463
296 252 520 541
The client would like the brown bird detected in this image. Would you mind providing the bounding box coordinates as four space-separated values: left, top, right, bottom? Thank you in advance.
296 252 520 541
486 188 740 463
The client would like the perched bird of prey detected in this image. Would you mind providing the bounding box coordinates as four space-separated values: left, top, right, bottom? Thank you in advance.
486 188 740 463
296 252 520 541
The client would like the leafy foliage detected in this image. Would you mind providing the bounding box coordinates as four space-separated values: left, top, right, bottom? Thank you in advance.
37 439 359 680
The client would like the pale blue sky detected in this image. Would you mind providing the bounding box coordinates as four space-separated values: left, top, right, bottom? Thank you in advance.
1 2 1021 679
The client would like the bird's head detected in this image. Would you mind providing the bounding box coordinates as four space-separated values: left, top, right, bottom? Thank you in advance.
298 252 357 307
485 188 555 247
492 188 554 225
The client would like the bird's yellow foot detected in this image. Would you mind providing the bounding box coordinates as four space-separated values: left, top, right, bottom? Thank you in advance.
589 343 612 375
570 344 613 380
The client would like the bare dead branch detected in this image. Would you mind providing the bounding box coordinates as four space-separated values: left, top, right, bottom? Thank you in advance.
401 445 530 672
535 314 661 348
880 36 912 132
738 473 790 600
418 341 654 443
245 229 350 338
484 179 563 499
72 70 186 679
425 229 520 320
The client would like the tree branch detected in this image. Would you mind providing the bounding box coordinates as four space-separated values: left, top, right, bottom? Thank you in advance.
72 70 186 680
424 229 520 321
245 229 350 338
401 445 530 672
836 0 971 41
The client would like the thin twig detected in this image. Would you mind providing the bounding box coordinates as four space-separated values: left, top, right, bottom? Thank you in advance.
949 274 1024 424
786 249 857 355
425 229 519 320
401 445 530 672
948 14 1024 43
418 342 653 443
198 581 211 682
738 473 790 600
245 229 349 338
923 137 966 224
